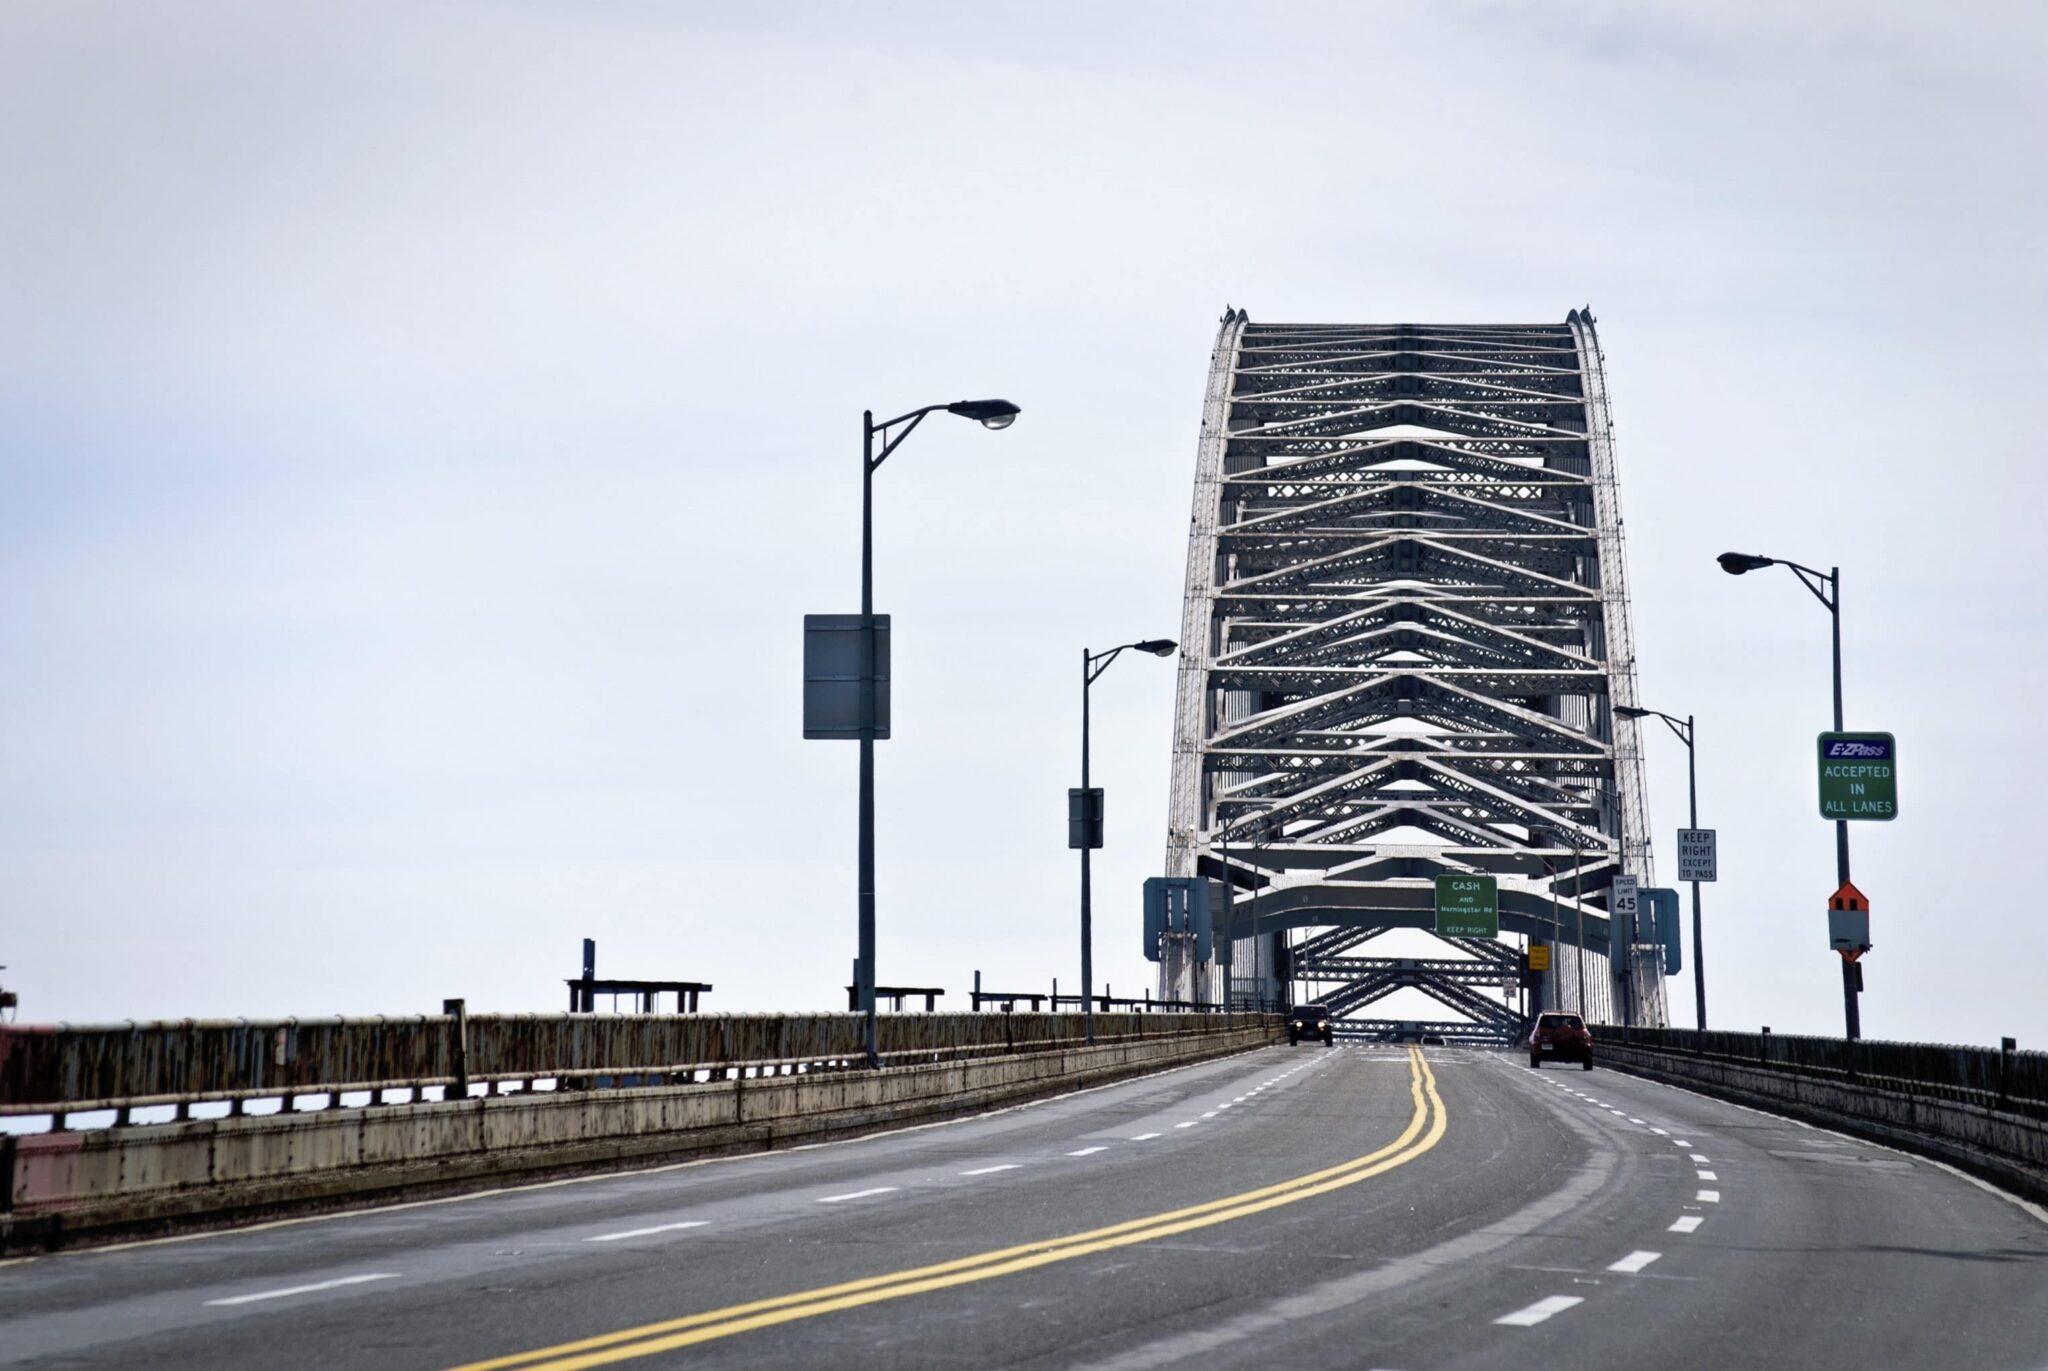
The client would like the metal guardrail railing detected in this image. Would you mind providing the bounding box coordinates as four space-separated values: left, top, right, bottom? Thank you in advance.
1593 1025 2046 1119
0 1012 1280 1125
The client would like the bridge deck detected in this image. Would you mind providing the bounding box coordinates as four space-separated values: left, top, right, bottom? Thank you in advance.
4 1045 2041 1369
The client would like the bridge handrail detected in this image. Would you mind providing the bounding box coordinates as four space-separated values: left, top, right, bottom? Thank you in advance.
1592 1025 2047 1119
0 1012 1280 1117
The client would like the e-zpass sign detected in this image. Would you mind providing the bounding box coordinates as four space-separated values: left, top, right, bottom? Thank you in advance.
1817 732 1897 821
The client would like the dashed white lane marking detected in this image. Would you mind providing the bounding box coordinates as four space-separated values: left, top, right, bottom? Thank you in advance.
1675 1139 1693 1148
1067 1146 1107 1157
1233 1095 1248 1102
1669 1216 1704 1234
1689 1153 1711 1164
1202 1111 1220 1118
1175 1121 1198 1129
1609 1250 1662 1274
1696 1170 1718 1181
1650 1127 1670 1135
205 1273 400 1306
1495 1294 1584 1327
1697 1189 1721 1203
818 1187 898 1204
1130 1132 1162 1141
585 1220 709 1243
1628 1117 1647 1125
959 1164 1019 1176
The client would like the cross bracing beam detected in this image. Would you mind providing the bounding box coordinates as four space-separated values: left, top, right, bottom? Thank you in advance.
1329 1019 1509 1045
1296 956 1517 985
1161 308 1662 1033
1290 926 1384 961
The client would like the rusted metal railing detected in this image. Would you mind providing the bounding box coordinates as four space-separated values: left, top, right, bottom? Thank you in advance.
0 1012 1277 1126
1592 1025 2047 1119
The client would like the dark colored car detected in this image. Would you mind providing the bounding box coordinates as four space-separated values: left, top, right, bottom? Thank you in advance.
1527 1011 1593 1069
1288 1003 1334 1046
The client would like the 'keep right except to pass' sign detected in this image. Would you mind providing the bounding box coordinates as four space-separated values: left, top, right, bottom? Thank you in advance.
1676 828 1717 882
1817 732 1898 821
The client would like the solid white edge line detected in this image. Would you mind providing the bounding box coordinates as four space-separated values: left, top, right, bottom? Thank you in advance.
1495 1294 1584 1326
204 1273 400 1306
1608 1250 1661 1273
1601 1065 2048 1230
584 1221 709 1243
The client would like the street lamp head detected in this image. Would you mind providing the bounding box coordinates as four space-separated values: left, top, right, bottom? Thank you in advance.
1613 706 1652 719
1134 639 1178 657
1717 551 1773 575
947 399 1021 430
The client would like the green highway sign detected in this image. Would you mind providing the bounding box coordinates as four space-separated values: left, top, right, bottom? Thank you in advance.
1434 873 1499 938
1818 732 1898 821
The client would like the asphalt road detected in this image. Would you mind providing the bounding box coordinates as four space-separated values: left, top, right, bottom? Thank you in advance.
3 1043 2045 1370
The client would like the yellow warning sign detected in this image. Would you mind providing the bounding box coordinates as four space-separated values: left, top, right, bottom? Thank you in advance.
1528 944 1552 972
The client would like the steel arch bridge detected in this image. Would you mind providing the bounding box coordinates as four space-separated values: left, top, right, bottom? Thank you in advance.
1157 309 1668 1043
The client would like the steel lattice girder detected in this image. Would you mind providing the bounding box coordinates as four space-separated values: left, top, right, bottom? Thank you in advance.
1160 311 1665 1037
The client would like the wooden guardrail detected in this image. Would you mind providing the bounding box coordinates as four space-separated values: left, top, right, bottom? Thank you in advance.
1592 1025 2045 1117
0 1012 1271 1123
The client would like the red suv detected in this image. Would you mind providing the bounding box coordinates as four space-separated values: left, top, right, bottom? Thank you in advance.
1527 1012 1593 1070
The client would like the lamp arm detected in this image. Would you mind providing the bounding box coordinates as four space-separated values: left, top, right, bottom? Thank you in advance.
1086 645 1130 685
869 407 937 470
1779 560 1838 613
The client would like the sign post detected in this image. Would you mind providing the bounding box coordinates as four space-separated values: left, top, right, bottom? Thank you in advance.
1434 874 1499 939
1817 733 1898 821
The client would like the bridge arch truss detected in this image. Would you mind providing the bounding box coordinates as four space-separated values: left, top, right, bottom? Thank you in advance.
1159 310 1667 1040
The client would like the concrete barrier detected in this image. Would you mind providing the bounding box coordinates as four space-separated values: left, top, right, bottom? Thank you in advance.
1594 1035 2048 1207
0 1023 1279 1252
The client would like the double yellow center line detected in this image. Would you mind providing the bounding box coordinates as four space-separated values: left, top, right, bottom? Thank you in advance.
453 1047 1447 1370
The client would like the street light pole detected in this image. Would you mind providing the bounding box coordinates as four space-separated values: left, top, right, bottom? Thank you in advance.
1686 713 1703 1030
859 413 877 1069
1827 568 1857 1041
1718 552 1856 1040
853 398 1019 1068
1617 705 1707 1030
1080 638 1176 1045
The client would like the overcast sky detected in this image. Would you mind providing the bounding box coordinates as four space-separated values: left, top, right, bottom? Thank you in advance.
3 2 2043 1047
